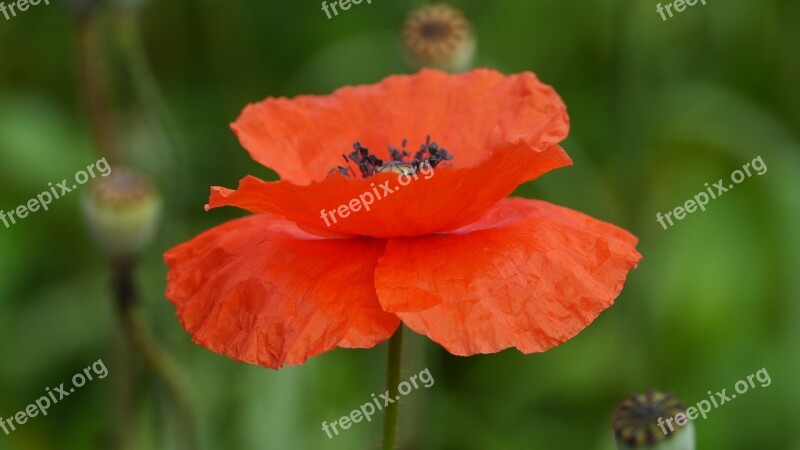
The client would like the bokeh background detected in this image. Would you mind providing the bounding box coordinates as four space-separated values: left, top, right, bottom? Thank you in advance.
1 0 799 449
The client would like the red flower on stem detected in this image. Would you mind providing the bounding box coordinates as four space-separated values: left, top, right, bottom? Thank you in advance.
164 69 642 370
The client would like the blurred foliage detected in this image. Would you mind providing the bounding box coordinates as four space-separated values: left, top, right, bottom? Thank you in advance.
1 0 799 449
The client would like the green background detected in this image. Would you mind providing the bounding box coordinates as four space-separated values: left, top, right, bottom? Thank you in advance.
0 0 798 448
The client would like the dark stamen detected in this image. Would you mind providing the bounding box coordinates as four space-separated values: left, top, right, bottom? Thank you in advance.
330 136 454 178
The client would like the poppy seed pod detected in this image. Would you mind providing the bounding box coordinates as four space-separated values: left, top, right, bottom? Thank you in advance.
82 168 162 259
612 390 696 450
402 4 476 72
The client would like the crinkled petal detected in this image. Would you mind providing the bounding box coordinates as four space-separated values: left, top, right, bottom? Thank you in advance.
373 198 642 356
206 142 571 238
231 68 569 184
164 214 399 369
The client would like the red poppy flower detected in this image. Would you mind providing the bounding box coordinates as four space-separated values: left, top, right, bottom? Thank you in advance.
164 68 642 369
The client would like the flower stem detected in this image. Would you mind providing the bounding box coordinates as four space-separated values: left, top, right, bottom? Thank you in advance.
114 10 188 212
382 326 404 450
112 258 198 450
74 13 118 162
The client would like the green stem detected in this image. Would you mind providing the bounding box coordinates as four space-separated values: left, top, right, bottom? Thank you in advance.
382 326 404 450
113 259 198 450
113 314 135 450
75 14 119 162
114 11 187 213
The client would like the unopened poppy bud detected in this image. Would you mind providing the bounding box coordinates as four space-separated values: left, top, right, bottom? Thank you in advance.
612 390 696 450
82 168 162 259
402 3 476 72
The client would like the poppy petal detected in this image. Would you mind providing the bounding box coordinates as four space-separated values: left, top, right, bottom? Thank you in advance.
206 141 571 238
164 214 399 369
231 68 569 185
373 198 642 356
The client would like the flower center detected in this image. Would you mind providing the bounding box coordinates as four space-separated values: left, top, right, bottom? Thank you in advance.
332 136 454 178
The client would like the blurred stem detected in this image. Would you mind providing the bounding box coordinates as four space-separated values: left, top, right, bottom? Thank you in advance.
112 258 198 450
113 311 135 450
382 326 404 450
75 14 127 445
114 10 186 212
75 15 119 161
610 0 651 228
